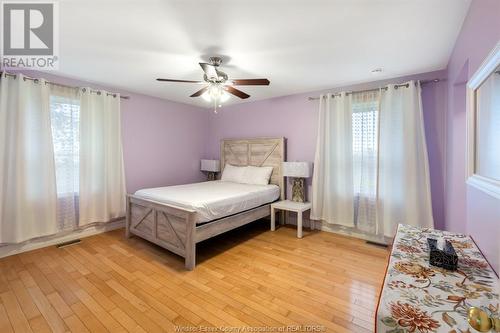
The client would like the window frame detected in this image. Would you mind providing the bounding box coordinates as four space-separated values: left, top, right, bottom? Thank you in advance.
466 42 500 199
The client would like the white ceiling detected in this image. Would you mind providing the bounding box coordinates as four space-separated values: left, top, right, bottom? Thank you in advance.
54 0 470 108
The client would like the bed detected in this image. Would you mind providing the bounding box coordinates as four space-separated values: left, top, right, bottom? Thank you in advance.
125 137 286 270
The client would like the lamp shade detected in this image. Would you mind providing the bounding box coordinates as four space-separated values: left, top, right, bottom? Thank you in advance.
282 162 311 178
201 159 220 172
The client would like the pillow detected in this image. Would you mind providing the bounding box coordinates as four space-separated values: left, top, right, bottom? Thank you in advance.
220 164 274 185
220 164 247 183
241 166 273 185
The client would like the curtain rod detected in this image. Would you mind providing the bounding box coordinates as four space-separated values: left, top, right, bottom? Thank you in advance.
1 71 130 100
307 78 441 101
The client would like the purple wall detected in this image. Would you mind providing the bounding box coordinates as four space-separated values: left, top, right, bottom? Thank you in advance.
21 70 208 194
120 94 207 193
206 70 448 229
445 0 500 273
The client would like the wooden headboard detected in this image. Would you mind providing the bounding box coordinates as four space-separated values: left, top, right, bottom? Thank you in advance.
220 137 286 200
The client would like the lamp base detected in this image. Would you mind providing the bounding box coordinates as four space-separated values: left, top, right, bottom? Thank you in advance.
291 178 305 202
207 172 217 181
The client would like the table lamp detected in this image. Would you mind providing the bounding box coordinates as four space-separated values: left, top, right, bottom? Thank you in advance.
282 162 311 202
201 159 220 180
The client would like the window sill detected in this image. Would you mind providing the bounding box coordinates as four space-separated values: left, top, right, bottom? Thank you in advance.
466 175 500 200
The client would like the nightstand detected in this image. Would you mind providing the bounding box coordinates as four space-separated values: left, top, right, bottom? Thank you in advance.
270 200 312 238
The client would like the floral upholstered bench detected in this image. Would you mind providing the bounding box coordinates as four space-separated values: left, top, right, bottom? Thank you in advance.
376 224 499 333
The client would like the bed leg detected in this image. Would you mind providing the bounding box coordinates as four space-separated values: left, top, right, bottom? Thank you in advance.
185 214 196 270
185 247 195 271
125 195 132 238
271 206 276 231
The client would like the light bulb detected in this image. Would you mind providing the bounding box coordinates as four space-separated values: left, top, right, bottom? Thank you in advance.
220 91 229 102
203 84 229 109
202 91 211 102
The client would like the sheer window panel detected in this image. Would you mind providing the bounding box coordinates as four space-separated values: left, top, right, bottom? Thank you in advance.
49 91 81 231
351 91 379 234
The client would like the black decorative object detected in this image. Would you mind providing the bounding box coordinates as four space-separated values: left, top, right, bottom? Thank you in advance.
427 238 458 271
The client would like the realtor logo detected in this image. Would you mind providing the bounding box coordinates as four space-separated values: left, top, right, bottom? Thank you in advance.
1 1 59 69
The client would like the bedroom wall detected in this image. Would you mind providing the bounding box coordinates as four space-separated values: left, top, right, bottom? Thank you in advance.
20 70 208 194
205 70 448 230
445 0 500 273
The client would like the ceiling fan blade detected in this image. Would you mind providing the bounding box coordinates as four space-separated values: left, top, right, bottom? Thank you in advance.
190 86 209 97
199 63 220 80
157 78 204 83
224 86 250 99
230 79 270 86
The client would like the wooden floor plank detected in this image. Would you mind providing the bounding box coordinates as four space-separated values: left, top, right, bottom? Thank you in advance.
109 294 165 333
0 221 388 333
73 289 125 332
70 301 107 332
63 314 89 333
24 265 54 296
8 280 40 320
46 292 73 319
0 302 14 333
27 315 51 333
0 290 33 332
27 286 67 333
109 307 147 333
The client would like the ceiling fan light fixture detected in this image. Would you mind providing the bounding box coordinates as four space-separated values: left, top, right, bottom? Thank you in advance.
202 84 229 103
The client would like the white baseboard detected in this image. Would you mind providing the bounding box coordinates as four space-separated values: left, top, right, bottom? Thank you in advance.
0 219 125 259
284 213 390 244
320 222 390 244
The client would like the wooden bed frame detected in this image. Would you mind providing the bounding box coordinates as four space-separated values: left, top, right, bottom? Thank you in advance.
125 137 286 270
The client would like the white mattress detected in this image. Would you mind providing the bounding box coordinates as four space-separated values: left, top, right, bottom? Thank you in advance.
134 180 280 224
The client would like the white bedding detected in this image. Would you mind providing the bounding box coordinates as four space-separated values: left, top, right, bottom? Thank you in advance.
134 180 280 224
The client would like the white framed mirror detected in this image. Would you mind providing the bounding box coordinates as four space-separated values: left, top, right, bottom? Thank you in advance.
466 42 500 199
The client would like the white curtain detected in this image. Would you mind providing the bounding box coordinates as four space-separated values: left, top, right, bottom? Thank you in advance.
311 92 354 227
79 90 126 226
49 85 81 231
377 81 433 236
352 91 380 234
0 74 58 243
311 81 434 239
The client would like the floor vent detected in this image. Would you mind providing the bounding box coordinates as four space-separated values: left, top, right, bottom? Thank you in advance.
366 240 388 248
56 239 81 248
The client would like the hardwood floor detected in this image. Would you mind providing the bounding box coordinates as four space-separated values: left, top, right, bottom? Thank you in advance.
0 220 389 333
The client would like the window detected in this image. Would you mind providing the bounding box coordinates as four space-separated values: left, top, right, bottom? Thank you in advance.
351 93 379 233
466 44 500 200
49 94 80 230
475 65 500 181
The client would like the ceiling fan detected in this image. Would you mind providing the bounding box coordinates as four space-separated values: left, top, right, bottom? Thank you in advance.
156 56 270 112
